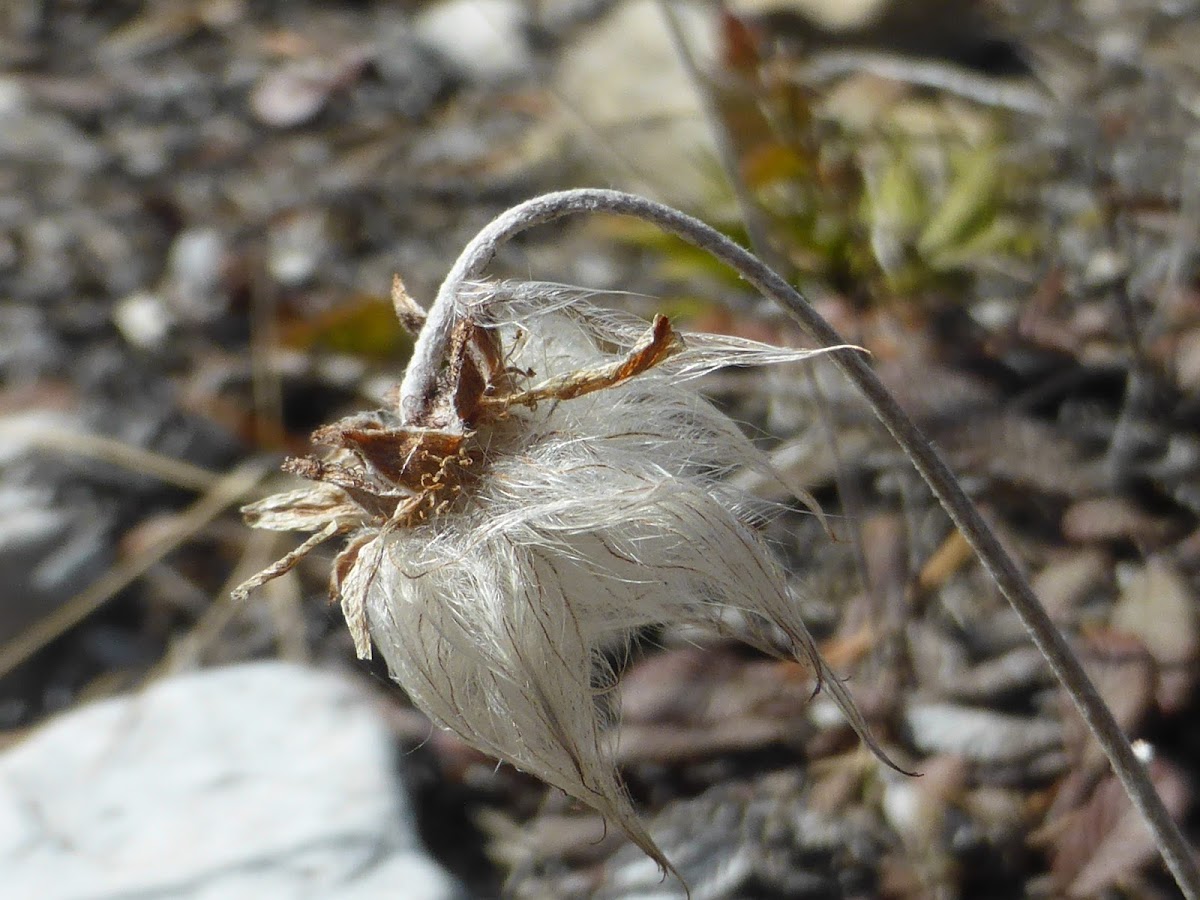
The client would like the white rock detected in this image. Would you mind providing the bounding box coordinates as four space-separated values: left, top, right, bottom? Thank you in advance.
725 0 891 31
415 0 533 84
0 76 29 116
0 662 463 900
251 61 338 129
267 209 329 287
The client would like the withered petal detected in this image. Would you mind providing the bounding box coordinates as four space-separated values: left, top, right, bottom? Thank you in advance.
230 520 342 602
339 533 385 660
241 485 360 532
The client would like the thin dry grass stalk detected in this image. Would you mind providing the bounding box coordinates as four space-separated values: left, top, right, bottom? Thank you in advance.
0 459 270 681
235 189 1200 899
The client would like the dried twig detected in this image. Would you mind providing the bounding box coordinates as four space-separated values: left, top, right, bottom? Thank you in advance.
0 422 221 492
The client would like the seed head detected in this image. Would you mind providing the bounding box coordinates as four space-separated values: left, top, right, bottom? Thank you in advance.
236 276 885 875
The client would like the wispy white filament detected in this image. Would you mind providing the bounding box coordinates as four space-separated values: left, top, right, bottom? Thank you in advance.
343 293 875 871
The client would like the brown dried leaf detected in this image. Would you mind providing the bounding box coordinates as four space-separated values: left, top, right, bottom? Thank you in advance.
1062 497 1174 546
612 718 796 765
942 415 1099 497
621 646 814 728
1031 549 1109 621
1066 630 1155 771
1175 325 1200 391
917 528 972 591
1111 558 1198 667
339 533 384 660
1047 762 1189 897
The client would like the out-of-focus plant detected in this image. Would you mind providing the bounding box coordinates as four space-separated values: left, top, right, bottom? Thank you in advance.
280 294 412 361
611 25 1039 306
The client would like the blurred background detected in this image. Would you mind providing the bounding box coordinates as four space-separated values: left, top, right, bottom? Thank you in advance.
2 0 1200 897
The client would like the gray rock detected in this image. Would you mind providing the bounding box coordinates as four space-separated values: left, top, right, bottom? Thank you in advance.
166 228 228 323
371 17 449 119
905 700 1062 765
0 662 464 900
0 412 117 650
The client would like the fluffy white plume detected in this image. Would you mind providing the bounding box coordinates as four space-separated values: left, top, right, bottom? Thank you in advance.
238 281 886 877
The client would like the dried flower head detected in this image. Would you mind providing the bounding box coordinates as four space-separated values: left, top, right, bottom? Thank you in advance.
236 273 887 874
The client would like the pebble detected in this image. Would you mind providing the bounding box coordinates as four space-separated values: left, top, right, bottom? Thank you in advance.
114 290 173 349
0 106 107 171
0 408 120 648
0 661 465 900
905 701 1062 765
166 227 227 321
267 208 330 287
0 475 113 649
251 60 341 129
371 18 449 119
0 76 27 114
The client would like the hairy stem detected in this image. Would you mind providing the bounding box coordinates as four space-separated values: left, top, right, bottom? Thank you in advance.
401 188 1200 899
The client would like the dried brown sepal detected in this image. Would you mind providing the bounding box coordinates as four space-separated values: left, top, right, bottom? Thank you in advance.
281 455 409 521
240 483 362 532
479 314 682 412
331 532 381 659
313 417 468 490
448 318 502 426
390 273 427 337
230 520 342 602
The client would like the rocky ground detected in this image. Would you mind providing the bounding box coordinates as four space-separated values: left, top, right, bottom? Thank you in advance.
2 0 1200 897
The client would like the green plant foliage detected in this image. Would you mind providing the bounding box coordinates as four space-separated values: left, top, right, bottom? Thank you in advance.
613 69 1040 308
861 137 1033 294
281 295 414 362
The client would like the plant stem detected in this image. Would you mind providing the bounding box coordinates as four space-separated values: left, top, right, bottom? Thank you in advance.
400 188 1200 900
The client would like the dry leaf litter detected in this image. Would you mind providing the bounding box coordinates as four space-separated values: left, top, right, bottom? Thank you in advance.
1 1 1199 898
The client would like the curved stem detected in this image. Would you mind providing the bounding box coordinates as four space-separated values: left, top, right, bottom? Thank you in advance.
402 188 1200 900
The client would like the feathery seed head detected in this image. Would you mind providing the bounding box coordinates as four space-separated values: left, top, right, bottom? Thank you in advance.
235 275 881 875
